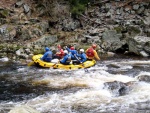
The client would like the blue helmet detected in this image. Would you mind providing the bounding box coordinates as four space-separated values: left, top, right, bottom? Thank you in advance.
45 47 50 51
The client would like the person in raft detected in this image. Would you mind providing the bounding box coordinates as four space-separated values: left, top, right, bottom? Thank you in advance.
74 49 87 64
41 47 53 62
53 45 64 59
85 44 100 61
66 46 78 60
60 50 72 65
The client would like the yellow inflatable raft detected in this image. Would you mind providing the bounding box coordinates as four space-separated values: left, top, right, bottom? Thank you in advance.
32 54 96 70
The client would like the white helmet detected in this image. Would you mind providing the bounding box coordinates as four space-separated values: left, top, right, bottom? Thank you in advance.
80 49 84 52
64 50 68 54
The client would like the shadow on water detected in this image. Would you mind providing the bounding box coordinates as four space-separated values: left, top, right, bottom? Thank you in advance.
0 76 48 102
0 75 84 102
0 61 50 102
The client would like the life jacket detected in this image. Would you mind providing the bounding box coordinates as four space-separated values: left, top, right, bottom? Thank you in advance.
67 53 72 62
86 48 94 57
47 53 52 59
56 49 64 58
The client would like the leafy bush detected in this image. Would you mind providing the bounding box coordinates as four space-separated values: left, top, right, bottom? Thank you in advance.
69 0 89 17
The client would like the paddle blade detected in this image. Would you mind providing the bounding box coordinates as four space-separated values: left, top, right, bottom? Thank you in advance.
27 61 35 66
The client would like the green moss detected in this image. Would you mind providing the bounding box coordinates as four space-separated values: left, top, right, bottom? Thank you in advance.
114 26 122 33
76 45 90 50
0 45 4 50
128 26 141 35
69 0 89 17
6 27 12 32
0 9 9 18
33 49 44 55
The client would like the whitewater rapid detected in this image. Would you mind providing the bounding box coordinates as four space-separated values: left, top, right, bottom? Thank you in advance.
0 58 150 113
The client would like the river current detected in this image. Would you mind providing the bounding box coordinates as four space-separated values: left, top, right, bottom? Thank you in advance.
0 55 150 113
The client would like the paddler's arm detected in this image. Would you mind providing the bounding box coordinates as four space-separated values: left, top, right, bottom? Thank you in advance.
93 50 100 60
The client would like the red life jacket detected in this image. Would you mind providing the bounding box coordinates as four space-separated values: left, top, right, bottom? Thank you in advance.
56 49 64 58
86 48 94 57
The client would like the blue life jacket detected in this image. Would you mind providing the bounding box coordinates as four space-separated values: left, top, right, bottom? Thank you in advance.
77 53 87 63
60 54 71 64
66 47 78 60
41 48 53 62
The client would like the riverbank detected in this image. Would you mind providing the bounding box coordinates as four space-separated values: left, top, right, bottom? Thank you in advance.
0 0 150 64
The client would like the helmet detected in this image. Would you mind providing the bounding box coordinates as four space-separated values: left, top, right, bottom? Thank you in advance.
80 49 84 52
70 46 75 50
92 44 97 49
64 50 68 54
57 45 61 48
45 47 50 51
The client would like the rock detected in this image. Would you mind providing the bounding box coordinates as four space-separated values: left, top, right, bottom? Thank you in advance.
133 4 139 10
137 75 150 83
15 1 24 7
88 28 101 36
137 6 145 14
16 48 24 56
31 35 58 47
10 15 20 23
101 30 123 51
116 9 121 15
104 81 129 96
0 57 9 62
128 36 150 56
23 4 30 13
19 54 29 59
107 52 115 57
37 21 49 33
143 9 149 16
125 5 131 12
9 28 17 40
8 105 40 113
25 48 31 54
29 18 40 23
0 26 6 34
62 19 80 31
139 51 149 57
144 15 150 25
130 10 135 15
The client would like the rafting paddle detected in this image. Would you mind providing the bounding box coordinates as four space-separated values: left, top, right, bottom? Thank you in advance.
27 61 35 66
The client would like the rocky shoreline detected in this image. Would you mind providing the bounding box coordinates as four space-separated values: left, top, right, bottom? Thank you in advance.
0 0 149 64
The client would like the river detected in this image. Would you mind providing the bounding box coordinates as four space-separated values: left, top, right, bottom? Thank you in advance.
0 55 150 113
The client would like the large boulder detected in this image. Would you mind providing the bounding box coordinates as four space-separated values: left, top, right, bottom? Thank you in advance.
104 81 130 96
128 36 150 57
101 30 124 51
31 35 58 47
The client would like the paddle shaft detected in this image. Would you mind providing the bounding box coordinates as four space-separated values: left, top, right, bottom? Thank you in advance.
27 61 35 66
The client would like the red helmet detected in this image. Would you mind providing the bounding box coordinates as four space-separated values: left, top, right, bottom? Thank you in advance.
70 46 75 50
57 45 61 48
92 44 97 49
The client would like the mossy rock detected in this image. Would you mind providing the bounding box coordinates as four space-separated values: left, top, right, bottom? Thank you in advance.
75 44 90 51
114 26 123 33
33 49 44 55
0 44 4 50
0 9 9 18
127 26 141 35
